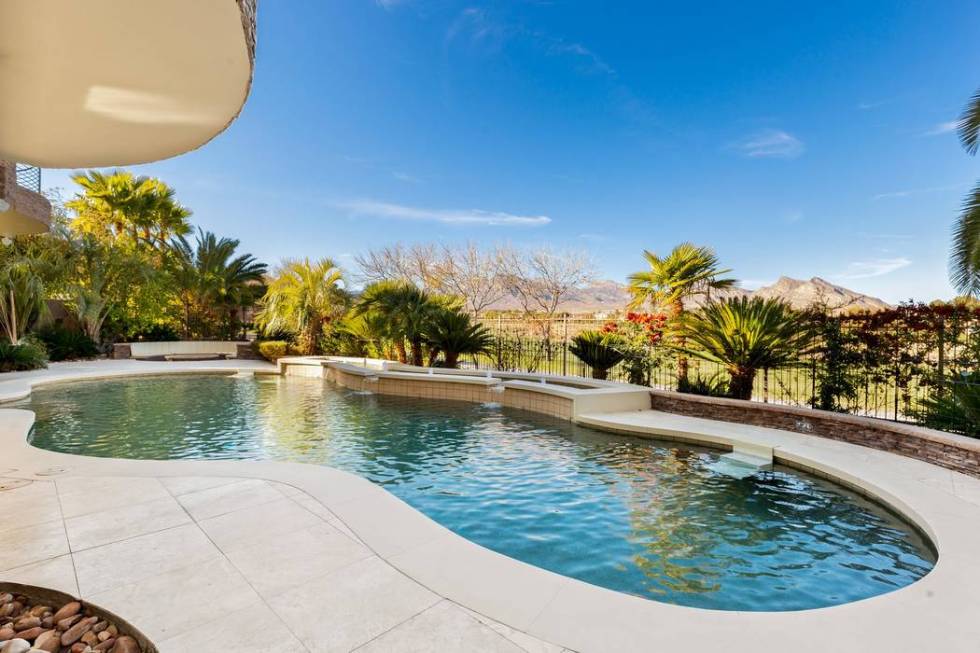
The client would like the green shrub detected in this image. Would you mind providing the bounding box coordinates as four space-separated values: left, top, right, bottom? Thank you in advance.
257 340 290 362
0 337 48 372
915 372 980 437
569 331 627 380
677 372 731 398
36 324 99 361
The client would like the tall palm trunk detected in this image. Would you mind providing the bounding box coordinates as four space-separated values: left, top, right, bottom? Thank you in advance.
410 337 425 366
394 339 408 364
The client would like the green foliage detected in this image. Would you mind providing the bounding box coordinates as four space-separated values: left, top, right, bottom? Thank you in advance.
355 281 443 365
674 297 817 400
951 90 980 296
677 372 731 398
627 243 735 312
0 337 48 372
569 330 627 380
169 229 266 339
424 309 493 368
66 170 191 249
812 315 861 412
36 324 99 361
257 258 347 355
257 340 290 362
627 243 735 383
916 372 980 437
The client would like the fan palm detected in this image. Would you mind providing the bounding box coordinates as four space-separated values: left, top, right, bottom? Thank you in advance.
67 170 192 249
673 297 816 400
424 309 493 368
355 281 440 366
169 229 267 338
256 258 346 355
951 89 980 296
569 330 628 380
628 243 735 382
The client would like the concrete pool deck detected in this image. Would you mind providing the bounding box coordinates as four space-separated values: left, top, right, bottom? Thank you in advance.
1 359 980 652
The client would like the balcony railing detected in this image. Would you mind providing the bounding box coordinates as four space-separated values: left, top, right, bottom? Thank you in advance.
15 164 41 193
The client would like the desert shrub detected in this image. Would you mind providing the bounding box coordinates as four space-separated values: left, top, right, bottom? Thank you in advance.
36 324 99 361
0 337 48 372
257 340 290 362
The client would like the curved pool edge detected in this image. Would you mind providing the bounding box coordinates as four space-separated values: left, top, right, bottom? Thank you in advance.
2 363 980 651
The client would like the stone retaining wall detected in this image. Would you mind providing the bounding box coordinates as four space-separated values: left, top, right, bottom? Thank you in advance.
649 390 980 477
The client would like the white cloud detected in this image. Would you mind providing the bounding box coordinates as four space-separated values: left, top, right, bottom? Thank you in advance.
872 181 967 200
834 258 911 280
375 0 406 9
335 199 551 227
924 120 958 136
731 129 804 159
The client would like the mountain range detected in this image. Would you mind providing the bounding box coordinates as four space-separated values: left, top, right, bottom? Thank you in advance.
488 277 892 315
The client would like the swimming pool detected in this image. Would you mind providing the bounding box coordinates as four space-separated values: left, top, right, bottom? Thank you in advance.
23 374 936 611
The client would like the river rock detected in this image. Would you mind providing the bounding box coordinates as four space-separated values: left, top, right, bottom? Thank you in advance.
60 617 97 646
92 637 115 651
12 628 40 643
111 635 139 653
57 615 81 631
0 627 14 641
0 638 30 653
10 618 38 632
32 630 59 653
50 603 80 625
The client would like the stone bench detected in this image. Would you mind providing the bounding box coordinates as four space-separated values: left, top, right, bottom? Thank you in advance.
112 341 259 361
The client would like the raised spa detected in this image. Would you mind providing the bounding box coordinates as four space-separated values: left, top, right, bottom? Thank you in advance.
23 375 935 611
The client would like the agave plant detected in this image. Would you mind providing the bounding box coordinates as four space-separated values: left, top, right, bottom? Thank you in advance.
673 297 816 400
569 330 627 380
424 309 493 368
916 372 980 437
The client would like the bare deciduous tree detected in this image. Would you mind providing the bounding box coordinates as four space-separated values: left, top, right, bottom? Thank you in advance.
435 242 507 316
500 246 596 319
353 243 442 291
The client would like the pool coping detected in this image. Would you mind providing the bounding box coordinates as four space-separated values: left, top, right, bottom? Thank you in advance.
1 359 980 651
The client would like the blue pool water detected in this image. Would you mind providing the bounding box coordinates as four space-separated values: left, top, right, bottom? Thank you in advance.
23 374 935 611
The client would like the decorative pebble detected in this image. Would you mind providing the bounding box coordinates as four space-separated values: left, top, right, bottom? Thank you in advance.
0 638 30 653
0 594 143 653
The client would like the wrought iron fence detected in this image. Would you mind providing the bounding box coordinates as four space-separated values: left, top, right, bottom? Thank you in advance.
466 313 980 425
14 164 41 193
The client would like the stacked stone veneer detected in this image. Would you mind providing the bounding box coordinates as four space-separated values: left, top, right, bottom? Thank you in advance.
0 161 52 230
649 390 980 478
285 364 574 420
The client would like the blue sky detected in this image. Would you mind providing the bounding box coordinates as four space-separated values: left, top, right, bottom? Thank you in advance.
44 1 980 302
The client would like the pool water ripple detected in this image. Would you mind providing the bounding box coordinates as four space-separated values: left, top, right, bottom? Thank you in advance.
23 375 935 611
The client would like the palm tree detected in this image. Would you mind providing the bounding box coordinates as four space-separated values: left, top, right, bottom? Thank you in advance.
67 170 192 249
951 89 980 296
424 309 493 368
169 229 266 338
256 258 346 355
355 281 441 366
673 297 816 400
569 330 628 380
628 243 735 382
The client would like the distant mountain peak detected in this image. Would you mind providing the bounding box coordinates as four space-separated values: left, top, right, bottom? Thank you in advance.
485 276 891 315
